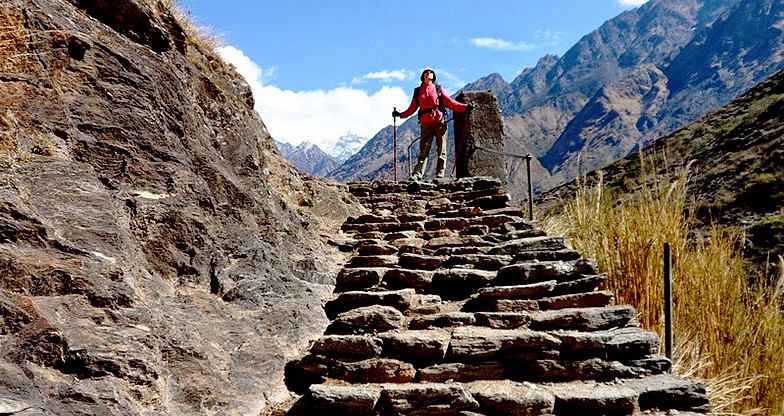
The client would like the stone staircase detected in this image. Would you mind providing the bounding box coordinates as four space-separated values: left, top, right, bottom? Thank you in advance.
284 177 710 416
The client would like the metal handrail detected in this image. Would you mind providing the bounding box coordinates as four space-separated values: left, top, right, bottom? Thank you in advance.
473 145 535 221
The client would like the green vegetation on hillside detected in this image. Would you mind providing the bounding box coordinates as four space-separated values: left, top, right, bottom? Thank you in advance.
544 166 784 415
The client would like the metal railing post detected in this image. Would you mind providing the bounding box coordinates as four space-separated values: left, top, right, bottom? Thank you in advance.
664 242 673 363
526 155 533 221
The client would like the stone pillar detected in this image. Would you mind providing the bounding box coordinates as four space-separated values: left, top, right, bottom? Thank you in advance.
453 91 505 183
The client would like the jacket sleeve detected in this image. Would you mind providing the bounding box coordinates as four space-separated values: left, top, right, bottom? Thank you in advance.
398 90 419 119
442 91 468 112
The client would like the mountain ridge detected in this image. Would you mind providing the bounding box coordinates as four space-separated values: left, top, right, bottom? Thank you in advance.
331 0 784 203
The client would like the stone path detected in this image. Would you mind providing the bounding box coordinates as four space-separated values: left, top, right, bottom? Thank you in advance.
284 177 709 416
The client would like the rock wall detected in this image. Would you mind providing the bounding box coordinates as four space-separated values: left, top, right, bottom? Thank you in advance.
283 177 710 415
0 0 361 414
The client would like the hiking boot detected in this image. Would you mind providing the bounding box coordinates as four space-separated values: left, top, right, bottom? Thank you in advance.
410 173 422 181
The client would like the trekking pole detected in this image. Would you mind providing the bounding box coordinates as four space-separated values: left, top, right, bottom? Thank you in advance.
393 107 398 182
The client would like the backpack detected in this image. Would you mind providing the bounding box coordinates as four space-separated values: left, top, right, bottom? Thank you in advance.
414 84 446 114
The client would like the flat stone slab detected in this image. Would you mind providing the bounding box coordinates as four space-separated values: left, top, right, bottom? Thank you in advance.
384 268 434 289
380 383 480 415
311 335 383 358
466 380 556 416
494 259 598 285
529 305 637 332
409 312 476 330
508 358 608 382
336 267 388 291
444 254 513 270
552 274 607 296
449 326 561 360
539 291 615 310
512 249 583 262
325 289 416 319
327 305 405 335
474 312 532 329
357 240 399 256
478 280 557 300
294 384 382 414
487 236 569 256
625 374 711 412
419 362 504 382
430 269 497 300
398 253 445 270
553 327 660 360
547 381 638 415
348 255 399 268
425 217 471 231
338 358 417 383
424 235 493 250
379 329 451 363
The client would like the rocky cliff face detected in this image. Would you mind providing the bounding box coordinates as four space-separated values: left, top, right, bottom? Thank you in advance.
0 0 362 414
333 0 784 202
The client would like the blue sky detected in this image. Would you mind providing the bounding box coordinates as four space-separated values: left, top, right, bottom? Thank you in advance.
180 0 649 152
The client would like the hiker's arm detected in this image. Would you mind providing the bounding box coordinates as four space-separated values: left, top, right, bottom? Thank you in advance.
442 93 468 112
398 94 418 118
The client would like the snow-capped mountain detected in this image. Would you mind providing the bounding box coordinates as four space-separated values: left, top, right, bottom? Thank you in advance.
326 132 367 162
276 140 342 176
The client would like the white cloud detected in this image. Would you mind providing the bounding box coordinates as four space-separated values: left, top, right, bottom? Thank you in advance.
470 37 535 51
617 0 649 6
352 69 412 84
535 29 568 45
218 45 276 84
218 46 409 150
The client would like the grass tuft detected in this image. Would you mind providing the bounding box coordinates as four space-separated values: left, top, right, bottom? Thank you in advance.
543 159 784 415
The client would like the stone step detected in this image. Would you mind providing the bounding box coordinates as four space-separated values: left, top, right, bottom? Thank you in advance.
551 274 607 296
325 305 405 335
442 254 513 270
487 236 570 256
291 178 709 416
477 280 558 301
355 239 399 256
347 255 399 268
383 268 435 290
423 235 495 251
288 375 709 415
310 335 383 359
335 267 388 291
409 312 476 330
494 259 599 286
538 291 615 310
398 253 445 270
429 269 498 300
512 249 583 262
325 289 416 319
529 305 637 332
380 329 452 364
311 326 657 368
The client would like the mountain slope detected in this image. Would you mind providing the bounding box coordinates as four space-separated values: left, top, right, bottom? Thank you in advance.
544 68 784 274
277 140 342 176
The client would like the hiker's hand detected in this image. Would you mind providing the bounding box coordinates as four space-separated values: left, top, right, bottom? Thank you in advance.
392 110 401 118
466 103 476 113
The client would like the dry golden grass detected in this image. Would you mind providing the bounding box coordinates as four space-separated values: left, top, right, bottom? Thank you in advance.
543 160 784 415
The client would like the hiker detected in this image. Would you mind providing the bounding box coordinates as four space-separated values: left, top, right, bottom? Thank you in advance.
393 67 474 180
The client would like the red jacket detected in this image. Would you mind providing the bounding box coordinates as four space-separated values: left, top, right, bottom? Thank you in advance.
399 83 468 124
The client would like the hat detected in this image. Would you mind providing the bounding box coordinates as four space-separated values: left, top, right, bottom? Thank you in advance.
420 67 437 82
